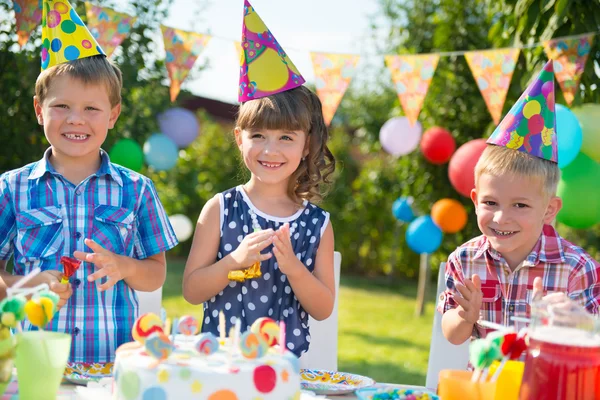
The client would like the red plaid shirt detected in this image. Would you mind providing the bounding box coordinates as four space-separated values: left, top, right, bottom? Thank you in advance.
437 225 600 339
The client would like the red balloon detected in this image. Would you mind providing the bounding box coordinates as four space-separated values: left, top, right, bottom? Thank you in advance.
448 139 488 197
420 127 456 164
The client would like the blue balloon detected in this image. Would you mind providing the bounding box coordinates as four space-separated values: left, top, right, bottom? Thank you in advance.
556 104 583 169
143 134 179 171
406 216 443 254
157 108 200 148
392 197 415 222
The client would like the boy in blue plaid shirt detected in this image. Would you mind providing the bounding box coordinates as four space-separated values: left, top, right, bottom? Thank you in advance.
0 0 178 362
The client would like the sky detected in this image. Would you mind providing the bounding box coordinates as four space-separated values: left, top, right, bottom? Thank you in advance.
159 0 386 104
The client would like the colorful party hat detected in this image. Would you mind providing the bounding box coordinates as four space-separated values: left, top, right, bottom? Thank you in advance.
40 0 105 71
238 0 305 103
487 60 558 163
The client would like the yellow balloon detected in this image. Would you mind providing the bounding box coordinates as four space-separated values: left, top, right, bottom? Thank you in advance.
523 100 541 119
248 48 290 92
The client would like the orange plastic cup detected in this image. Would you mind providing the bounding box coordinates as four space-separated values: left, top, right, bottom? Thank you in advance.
437 370 497 400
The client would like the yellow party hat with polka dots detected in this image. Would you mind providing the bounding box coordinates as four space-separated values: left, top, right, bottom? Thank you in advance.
40 0 105 71
487 60 557 163
238 0 305 102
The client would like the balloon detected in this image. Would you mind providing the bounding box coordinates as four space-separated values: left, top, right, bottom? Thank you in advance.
571 104 600 162
379 117 422 157
555 104 582 169
157 107 200 148
109 139 144 172
556 152 600 229
406 216 443 254
392 197 415 222
143 134 179 171
431 199 468 233
420 126 456 164
448 139 488 197
169 214 193 242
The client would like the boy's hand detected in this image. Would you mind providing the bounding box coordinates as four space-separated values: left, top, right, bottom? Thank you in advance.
229 229 274 269
532 276 570 304
37 270 72 310
74 239 127 292
273 223 304 278
454 274 482 325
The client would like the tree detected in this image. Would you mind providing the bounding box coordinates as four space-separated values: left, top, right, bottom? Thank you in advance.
333 0 496 275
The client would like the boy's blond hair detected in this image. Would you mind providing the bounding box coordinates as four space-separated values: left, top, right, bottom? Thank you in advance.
35 55 122 107
475 145 560 197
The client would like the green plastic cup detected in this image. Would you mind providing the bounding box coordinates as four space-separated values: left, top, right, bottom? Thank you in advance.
15 331 71 400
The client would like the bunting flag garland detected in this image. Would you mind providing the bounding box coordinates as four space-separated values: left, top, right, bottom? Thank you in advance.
7 0 596 106
543 34 594 106
85 2 137 59
310 52 360 126
13 0 42 48
161 26 211 102
465 48 520 125
385 54 440 126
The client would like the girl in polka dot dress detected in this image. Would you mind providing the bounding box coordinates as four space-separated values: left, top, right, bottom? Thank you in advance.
183 85 336 357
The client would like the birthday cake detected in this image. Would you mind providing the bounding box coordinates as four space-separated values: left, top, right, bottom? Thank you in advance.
112 314 301 400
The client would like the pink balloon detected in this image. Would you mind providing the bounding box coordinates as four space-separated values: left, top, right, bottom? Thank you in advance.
448 139 488 197
379 117 422 157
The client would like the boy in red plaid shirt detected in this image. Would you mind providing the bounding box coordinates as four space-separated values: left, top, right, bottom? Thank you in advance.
438 61 600 345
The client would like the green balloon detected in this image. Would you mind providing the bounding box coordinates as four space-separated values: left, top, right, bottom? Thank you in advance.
557 152 600 229
109 139 144 172
572 104 600 162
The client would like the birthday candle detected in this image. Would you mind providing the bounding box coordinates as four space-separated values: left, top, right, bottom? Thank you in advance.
279 320 286 354
219 311 226 341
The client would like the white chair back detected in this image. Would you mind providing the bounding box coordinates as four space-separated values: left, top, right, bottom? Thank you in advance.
300 251 342 371
135 287 163 316
425 263 470 389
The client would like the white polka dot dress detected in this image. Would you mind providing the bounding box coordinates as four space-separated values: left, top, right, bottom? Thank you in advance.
201 186 330 356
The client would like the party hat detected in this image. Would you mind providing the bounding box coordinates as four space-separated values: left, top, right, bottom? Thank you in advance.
40 0 105 71
487 60 557 163
238 0 305 103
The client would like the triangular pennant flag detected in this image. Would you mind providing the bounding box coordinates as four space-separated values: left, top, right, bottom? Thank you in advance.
238 0 305 102
234 41 243 64
543 34 594 106
311 52 360 126
465 48 520 124
13 0 42 47
384 54 439 126
41 0 104 70
85 3 137 59
487 60 557 163
161 26 211 102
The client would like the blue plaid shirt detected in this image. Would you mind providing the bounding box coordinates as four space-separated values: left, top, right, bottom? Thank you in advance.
0 148 178 362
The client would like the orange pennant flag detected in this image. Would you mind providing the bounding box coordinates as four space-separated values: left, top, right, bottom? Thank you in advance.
543 34 594 106
85 3 137 59
385 54 439 126
13 0 42 47
161 26 211 102
311 52 360 126
465 48 520 124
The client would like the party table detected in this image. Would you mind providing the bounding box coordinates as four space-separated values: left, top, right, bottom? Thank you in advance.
1 379 431 399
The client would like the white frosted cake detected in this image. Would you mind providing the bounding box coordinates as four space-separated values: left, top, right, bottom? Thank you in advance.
112 314 301 400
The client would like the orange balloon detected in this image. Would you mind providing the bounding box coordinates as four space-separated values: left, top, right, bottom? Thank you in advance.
431 199 468 233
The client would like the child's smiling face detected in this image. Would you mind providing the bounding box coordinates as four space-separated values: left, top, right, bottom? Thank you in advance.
235 128 307 186
471 172 561 267
34 74 120 162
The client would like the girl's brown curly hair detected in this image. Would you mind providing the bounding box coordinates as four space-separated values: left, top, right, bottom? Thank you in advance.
236 86 336 207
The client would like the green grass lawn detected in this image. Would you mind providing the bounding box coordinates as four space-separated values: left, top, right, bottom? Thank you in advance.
162 257 436 385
